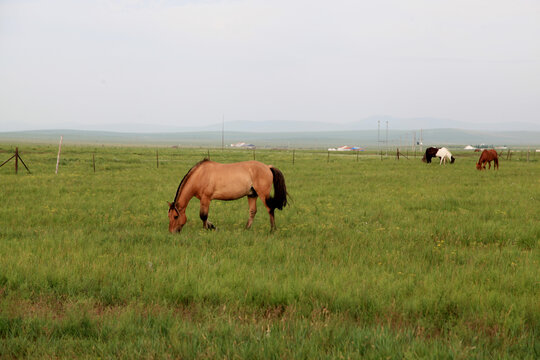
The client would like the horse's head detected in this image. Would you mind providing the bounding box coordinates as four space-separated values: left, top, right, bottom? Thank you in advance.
476 162 482 170
450 156 455 164
167 201 186 233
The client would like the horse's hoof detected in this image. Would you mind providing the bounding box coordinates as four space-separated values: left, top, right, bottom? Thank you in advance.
207 223 216 230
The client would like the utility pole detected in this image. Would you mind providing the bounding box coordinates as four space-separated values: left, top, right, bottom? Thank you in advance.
377 120 381 157
385 120 388 156
413 132 416 157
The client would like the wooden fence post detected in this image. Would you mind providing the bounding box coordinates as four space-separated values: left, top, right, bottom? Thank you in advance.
55 136 63 174
293 150 295 165
0 148 30 174
93 153 96 173
15 147 18 174
156 149 159 168
327 151 330 163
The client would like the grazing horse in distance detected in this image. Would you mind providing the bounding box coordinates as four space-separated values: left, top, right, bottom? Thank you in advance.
422 147 439 163
423 147 455 164
168 159 288 233
435 147 455 165
476 149 499 170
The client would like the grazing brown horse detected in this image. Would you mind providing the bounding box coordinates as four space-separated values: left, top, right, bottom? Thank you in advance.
476 149 499 170
168 159 288 233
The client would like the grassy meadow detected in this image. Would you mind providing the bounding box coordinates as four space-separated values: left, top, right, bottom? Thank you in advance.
0 144 539 359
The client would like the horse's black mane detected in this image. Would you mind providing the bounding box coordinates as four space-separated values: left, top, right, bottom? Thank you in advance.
171 158 210 206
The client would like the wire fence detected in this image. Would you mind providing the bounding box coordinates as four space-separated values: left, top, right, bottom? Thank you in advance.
0 144 537 175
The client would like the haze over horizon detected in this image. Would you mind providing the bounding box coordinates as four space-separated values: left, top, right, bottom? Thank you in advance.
4 117 536 134
1 0 539 132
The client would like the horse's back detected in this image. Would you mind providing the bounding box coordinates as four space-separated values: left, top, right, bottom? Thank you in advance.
436 147 452 158
197 160 273 200
211 160 272 176
480 149 498 161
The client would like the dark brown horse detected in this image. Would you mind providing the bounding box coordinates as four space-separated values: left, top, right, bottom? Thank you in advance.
422 147 439 163
168 159 288 233
476 149 499 170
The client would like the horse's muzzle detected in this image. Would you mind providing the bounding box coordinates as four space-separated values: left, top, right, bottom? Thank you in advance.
169 226 183 233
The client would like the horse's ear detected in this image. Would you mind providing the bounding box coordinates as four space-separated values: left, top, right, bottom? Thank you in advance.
167 201 172 207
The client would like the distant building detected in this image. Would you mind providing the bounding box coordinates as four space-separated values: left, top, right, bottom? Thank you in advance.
328 146 364 151
230 142 256 149
467 144 508 150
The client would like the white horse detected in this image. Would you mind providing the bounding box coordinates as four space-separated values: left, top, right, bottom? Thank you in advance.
435 147 455 165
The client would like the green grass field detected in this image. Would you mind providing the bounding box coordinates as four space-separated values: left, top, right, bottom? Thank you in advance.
0 144 538 359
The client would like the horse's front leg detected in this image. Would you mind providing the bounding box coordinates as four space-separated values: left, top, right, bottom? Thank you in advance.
199 198 215 230
245 196 257 229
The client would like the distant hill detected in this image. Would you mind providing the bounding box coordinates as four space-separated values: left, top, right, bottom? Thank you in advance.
1 128 539 148
9 116 538 133
199 117 540 133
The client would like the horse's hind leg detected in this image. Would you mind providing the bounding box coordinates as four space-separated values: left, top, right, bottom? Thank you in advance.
259 196 276 231
245 196 257 229
199 197 215 230
268 208 276 231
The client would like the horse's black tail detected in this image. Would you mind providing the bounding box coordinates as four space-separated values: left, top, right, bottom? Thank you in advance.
267 167 288 211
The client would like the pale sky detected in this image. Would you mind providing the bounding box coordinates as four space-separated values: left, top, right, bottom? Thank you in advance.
1 0 539 132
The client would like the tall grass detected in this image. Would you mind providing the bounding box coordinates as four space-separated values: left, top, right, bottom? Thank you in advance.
0 144 538 358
